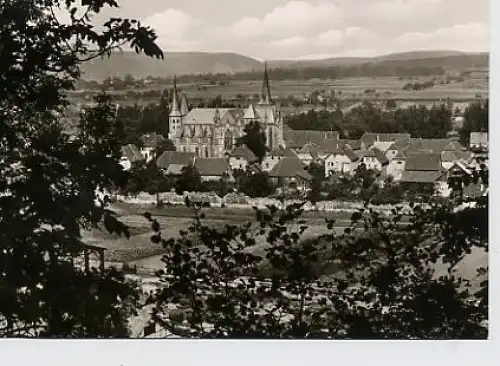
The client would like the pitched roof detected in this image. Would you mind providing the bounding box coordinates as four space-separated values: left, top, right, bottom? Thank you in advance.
359 148 389 165
401 170 444 183
258 62 272 105
343 146 359 162
371 141 394 153
406 138 461 154
183 108 233 125
243 104 257 119
121 144 144 163
141 133 165 148
180 94 189 116
165 164 185 176
269 146 298 158
405 153 442 171
361 133 411 147
156 151 195 169
341 139 362 150
393 150 407 160
463 183 486 198
284 129 339 149
372 148 389 165
387 138 411 152
194 158 230 176
269 157 312 181
470 132 488 145
255 106 277 123
169 76 182 117
298 142 324 157
231 144 258 162
320 138 343 154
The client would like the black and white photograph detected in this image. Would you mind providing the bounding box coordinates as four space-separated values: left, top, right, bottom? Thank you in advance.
0 0 490 348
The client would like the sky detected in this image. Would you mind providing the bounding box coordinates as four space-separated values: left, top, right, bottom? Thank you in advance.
92 0 489 60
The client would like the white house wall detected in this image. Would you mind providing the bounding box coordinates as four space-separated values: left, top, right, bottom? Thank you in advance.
229 157 248 171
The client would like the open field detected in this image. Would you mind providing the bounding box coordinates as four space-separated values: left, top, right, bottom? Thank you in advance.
70 76 488 106
82 202 362 263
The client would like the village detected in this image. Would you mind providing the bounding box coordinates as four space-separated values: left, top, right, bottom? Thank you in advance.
119 124 488 206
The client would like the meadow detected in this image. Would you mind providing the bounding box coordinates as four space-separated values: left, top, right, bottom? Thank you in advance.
81 202 353 265
70 76 488 107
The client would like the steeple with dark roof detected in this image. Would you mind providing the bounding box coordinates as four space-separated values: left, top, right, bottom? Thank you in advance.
258 61 272 105
169 75 181 117
180 93 189 116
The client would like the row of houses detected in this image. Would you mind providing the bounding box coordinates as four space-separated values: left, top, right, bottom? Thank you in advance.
120 130 488 197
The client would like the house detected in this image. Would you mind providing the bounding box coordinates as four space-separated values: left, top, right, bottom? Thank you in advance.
401 153 450 196
229 144 258 171
386 150 407 181
268 157 312 192
296 143 325 166
341 139 362 151
120 144 144 171
360 133 411 150
194 158 233 182
262 147 298 172
140 133 165 162
283 126 339 149
441 150 474 170
469 132 488 151
156 151 195 176
386 138 411 161
405 138 464 155
324 145 360 177
358 148 389 171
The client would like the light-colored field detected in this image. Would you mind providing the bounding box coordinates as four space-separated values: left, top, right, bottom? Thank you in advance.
71 77 488 105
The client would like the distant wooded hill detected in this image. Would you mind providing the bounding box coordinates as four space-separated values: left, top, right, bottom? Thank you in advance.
80 50 488 81
81 52 262 80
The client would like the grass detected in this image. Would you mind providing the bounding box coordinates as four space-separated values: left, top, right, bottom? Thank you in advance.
84 202 487 293
70 76 488 106
82 203 347 263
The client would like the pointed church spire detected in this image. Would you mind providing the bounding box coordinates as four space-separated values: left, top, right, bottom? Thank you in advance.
180 93 189 116
169 75 181 117
259 61 272 105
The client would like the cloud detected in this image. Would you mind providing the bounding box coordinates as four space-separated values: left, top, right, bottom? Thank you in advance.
366 0 447 22
393 22 488 52
144 8 199 38
296 48 379 60
136 0 488 59
271 37 307 47
229 1 342 38
266 27 379 58
142 8 201 50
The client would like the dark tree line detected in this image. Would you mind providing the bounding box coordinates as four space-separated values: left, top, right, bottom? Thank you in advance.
285 102 455 139
459 100 489 146
76 64 446 90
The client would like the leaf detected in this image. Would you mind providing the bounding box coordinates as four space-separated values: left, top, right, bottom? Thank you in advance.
351 212 363 222
151 234 161 244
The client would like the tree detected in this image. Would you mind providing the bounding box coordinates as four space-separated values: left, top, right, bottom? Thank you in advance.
145 168 488 338
459 100 489 145
237 171 275 198
307 162 325 204
0 0 161 337
386 99 397 110
236 121 267 162
159 91 170 137
154 138 176 158
175 165 202 195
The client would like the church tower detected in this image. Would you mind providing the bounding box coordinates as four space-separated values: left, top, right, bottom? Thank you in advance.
258 61 272 106
168 76 182 140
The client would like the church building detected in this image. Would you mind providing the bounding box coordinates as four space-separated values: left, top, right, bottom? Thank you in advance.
168 65 285 158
